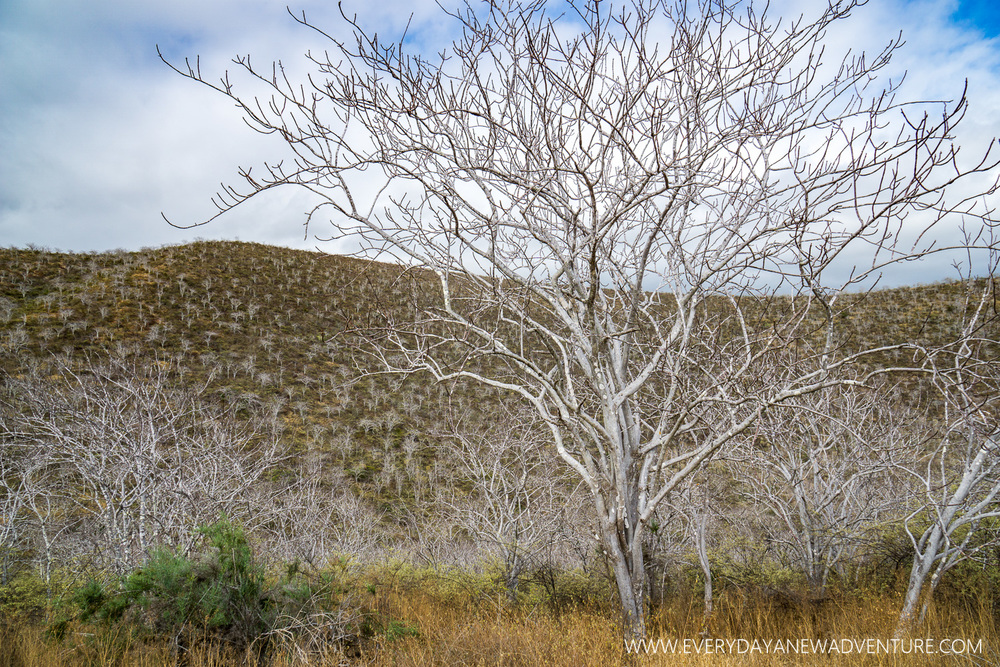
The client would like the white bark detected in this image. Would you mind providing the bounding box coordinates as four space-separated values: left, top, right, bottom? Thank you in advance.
735 385 911 597
164 0 1000 639
0 441 30 585
894 285 1000 637
2 356 286 573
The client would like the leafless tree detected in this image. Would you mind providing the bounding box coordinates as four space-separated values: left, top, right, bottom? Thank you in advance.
169 410 286 549
668 469 726 630
734 384 914 598
0 441 30 586
261 471 386 566
2 356 285 574
2 360 184 573
18 447 78 599
894 283 1000 637
436 407 586 602
165 0 1000 637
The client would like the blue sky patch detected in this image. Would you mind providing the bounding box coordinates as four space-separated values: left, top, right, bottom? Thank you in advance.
952 0 1000 38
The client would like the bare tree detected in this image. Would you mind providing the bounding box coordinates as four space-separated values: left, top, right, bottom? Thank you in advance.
894 284 1000 637
661 469 722 631
734 384 913 598
2 357 284 574
168 410 286 549
2 359 189 573
261 471 386 566
19 447 78 600
0 441 30 586
165 0 1000 637
436 407 585 602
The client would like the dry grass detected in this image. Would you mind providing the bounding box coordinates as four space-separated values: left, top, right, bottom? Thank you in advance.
363 585 620 666
365 586 998 667
2 244 999 667
6 582 994 667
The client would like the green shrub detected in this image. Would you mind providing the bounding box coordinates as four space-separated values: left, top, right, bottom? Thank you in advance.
59 517 375 662
65 516 270 657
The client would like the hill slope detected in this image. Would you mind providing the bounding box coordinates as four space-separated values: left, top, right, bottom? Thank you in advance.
2 240 996 480
1 241 997 576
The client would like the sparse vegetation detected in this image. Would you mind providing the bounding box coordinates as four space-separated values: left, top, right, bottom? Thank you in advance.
2 241 1000 664
2 565 999 665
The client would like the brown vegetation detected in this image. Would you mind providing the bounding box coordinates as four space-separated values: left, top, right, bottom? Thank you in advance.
2 568 997 666
2 242 1000 663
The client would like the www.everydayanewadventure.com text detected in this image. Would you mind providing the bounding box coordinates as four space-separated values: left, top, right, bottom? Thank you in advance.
624 637 984 656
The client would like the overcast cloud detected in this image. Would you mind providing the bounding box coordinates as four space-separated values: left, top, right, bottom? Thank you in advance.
1 0 999 284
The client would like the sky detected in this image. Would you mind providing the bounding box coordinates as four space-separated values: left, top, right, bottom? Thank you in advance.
1 0 999 284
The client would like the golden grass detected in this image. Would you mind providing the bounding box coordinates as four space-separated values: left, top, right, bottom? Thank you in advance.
3 586 997 667
362 585 998 667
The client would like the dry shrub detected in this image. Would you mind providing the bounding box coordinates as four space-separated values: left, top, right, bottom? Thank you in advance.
7 568 1000 666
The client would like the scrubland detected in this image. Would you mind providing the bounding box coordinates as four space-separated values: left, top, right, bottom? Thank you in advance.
2 242 999 665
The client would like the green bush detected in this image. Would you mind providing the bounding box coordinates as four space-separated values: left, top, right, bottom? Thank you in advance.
58 518 377 662
65 516 270 657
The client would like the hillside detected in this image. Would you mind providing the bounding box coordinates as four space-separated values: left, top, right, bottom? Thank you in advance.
0 242 494 503
1 241 996 498
1 241 446 425
1 241 998 579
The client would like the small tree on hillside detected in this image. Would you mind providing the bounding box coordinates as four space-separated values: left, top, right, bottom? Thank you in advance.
165 0 999 638
894 283 1000 637
734 384 916 598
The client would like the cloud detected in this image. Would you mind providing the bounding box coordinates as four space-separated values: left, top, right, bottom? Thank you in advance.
1 0 998 287
0 0 426 252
